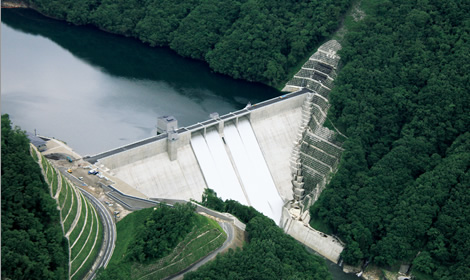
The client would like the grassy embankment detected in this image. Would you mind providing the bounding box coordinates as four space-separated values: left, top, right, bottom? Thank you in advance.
35 148 103 280
70 200 103 280
105 207 226 280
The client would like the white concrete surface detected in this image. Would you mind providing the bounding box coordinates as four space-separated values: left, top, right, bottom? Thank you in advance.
250 107 302 201
112 145 206 201
199 131 248 205
285 216 343 263
99 140 167 170
236 119 284 224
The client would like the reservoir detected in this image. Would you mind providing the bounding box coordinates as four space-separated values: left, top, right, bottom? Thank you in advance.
1 9 279 155
1 9 356 280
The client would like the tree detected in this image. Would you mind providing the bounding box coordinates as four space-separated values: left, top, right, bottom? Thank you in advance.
1 114 68 280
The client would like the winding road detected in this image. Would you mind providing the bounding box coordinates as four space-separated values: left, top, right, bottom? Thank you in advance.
166 221 235 280
79 188 116 279
61 168 238 279
60 169 116 280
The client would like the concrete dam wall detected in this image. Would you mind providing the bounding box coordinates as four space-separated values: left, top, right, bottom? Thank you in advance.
90 90 308 224
86 40 346 263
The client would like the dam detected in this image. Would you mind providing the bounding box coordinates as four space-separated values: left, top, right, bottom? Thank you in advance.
85 40 345 262
86 88 310 224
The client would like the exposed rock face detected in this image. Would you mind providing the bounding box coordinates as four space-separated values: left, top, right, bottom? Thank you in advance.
1 0 28 8
342 264 361 274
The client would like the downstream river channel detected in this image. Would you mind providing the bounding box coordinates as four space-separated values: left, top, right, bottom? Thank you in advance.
1 9 358 280
1 9 279 155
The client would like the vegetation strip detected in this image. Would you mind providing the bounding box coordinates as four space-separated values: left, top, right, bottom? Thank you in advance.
69 193 88 244
63 187 79 234
52 168 58 196
62 183 76 225
96 204 227 280
58 176 68 207
70 196 90 252
71 216 103 280
71 206 100 275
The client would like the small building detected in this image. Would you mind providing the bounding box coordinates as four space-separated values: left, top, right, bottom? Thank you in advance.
157 116 178 134
209 112 219 120
26 132 47 152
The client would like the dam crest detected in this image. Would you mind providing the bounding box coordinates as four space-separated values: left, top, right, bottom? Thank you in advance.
85 40 345 263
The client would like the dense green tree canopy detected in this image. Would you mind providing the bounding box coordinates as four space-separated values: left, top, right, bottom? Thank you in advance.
189 189 331 280
1 114 68 279
127 203 196 262
310 1 470 278
26 0 351 87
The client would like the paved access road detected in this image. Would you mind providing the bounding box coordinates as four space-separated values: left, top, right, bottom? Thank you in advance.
78 188 116 280
60 168 116 280
166 221 235 280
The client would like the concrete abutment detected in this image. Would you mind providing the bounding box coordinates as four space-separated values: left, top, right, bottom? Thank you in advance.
85 40 345 264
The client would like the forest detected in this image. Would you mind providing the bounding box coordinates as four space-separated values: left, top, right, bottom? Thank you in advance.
96 203 205 279
1 114 69 279
309 0 470 279
184 188 331 280
126 203 196 262
7 0 470 279
24 0 351 88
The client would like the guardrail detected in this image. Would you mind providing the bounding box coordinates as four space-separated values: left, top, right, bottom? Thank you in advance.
99 185 247 231
86 88 310 161
149 197 246 231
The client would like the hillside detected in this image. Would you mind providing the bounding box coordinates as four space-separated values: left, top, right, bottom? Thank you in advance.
1 114 69 279
23 0 351 88
33 148 104 280
96 203 227 280
185 189 332 280
309 0 470 278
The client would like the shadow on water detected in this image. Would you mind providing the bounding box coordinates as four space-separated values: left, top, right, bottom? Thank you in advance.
1 9 279 107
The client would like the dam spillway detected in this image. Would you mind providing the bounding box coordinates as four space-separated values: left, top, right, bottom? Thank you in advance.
191 119 283 223
190 131 248 206
88 88 309 225
224 120 283 223
85 40 345 262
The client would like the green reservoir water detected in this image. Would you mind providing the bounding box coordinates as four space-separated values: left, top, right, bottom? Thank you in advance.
1 9 279 155
1 9 357 280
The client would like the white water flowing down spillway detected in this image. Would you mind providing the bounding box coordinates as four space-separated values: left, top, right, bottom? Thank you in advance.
191 133 248 205
236 119 284 222
191 119 284 224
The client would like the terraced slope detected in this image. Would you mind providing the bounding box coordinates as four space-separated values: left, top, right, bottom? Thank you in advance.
285 40 346 215
32 145 103 280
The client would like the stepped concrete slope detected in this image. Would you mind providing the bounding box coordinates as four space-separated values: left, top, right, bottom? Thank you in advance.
84 41 345 262
33 145 106 280
281 40 346 263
